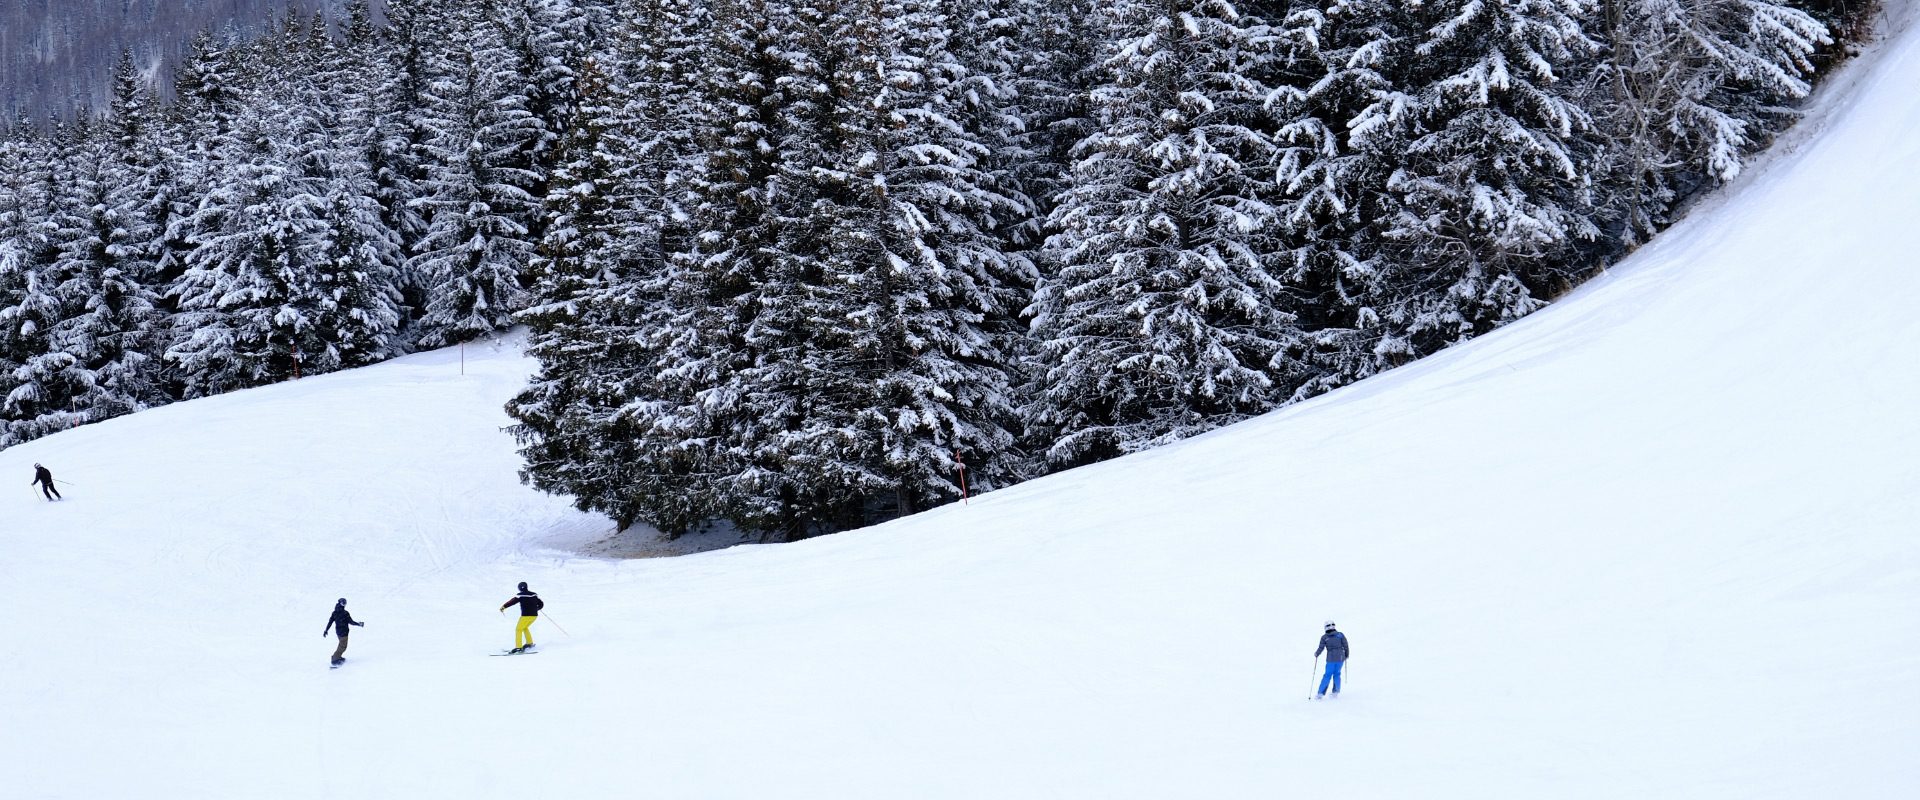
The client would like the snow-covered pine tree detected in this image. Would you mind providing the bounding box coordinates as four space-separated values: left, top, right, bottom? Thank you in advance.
508 0 717 536
632 0 826 538
990 0 1101 247
0 123 60 432
497 0 586 207
510 53 668 532
291 19 407 367
511 58 616 508
347 0 431 282
0 144 22 339
1255 0 1396 399
614 0 709 256
165 98 313 396
675 0 1034 525
525 57 628 334
981 0 1100 480
158 30 250 290
1025 0 1297 470
1582 0 1829 242
118 53 193 321
593 0 721 535
0 58 171 444
832 0 1034 512
945 0 1049 449
0 126 35 289
0 121 101 444
1350 0 1601 363
940 0 1044 245
102 49 164 268
169 30 247 139
166 46 404 397
103 49 187 398
407 1 546 347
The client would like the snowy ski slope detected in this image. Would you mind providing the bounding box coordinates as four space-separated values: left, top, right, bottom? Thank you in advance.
5 8 1920 799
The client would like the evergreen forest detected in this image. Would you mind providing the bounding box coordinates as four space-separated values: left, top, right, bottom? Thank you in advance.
0 0 1867 539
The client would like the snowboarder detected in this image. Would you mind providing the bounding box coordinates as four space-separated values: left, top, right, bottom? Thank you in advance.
499 582 543 653
30 463 60 501
324 598 364 666
1315 621 1349 698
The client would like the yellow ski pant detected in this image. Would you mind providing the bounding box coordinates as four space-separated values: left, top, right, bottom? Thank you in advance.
515 616 537 648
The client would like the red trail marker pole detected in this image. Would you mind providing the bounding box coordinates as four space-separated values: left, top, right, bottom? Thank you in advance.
955 450 969 505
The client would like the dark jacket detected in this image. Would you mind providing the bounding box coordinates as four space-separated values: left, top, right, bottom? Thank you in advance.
326 606 361 637
31 466 52 486
503 591 543 617
1316 631 1349 663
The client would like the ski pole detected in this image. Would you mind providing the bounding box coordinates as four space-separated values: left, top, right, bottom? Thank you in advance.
1309 655 1320 699
540 613 572 638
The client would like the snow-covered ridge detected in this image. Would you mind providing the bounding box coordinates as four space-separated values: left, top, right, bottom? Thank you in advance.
3 6 1919 798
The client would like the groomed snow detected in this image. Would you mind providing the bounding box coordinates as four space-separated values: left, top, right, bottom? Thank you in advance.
6 8 1920 798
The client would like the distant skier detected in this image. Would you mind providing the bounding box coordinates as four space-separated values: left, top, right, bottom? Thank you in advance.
30 463 60 501
1314 621 1349 698
324 598 365 666
499 582 543 654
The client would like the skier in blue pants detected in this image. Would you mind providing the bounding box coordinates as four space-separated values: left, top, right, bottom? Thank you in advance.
1315 621 1348 697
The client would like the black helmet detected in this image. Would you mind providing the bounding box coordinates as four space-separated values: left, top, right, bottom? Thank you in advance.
517 581 528 592
337 598 347 606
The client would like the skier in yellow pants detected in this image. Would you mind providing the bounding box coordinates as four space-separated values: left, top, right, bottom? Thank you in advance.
499 582 544 653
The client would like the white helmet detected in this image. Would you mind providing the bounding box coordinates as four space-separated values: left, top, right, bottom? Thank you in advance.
1324 620 1336 630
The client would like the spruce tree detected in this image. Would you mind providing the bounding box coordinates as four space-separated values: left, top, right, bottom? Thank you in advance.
1584 0 1829 241
291 23 407 367
1350 0 1601 362
508 0 715 536
349 0 431 275
1257 0 1396 398
24 61 169 439
1026 0 1295 469
408 2 545 347
510 55 669 532
166 50 403 397
782 0 1032 514
0 125 61 436
159 31 248 290
637 0 820 538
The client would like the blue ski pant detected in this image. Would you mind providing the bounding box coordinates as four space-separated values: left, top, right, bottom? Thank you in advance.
1318 660 1343 695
